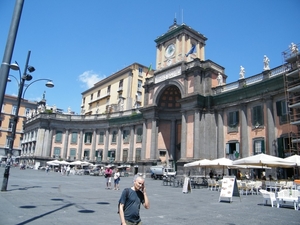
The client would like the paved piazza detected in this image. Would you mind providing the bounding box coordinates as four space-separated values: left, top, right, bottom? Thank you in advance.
0 167 299 225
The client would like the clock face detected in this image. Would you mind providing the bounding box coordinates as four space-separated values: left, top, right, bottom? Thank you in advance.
165 44 175 58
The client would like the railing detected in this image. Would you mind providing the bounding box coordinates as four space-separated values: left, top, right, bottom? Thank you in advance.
25 108 141 124
221 65 286 94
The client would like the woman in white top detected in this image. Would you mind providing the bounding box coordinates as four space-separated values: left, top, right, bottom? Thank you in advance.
114 169 121 190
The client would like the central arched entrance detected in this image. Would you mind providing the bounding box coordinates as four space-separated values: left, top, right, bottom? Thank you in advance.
156 85 182 169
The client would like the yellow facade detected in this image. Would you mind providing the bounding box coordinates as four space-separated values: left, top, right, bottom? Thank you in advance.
0 95 37 160
81 63 152 115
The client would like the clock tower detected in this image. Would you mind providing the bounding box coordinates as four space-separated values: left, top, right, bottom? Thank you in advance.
155 19 207 70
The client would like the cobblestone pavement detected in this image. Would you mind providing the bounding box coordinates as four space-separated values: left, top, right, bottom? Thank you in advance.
0 167 299 225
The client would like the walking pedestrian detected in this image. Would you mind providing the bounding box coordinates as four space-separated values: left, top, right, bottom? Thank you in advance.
66 165 71 176
114 168 120 190
118 175 150 225
105 166 113 189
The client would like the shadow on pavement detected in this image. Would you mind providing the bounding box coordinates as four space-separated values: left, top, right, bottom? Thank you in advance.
16 203 74 225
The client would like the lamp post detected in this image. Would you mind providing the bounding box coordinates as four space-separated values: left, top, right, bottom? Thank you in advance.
1 50 54 191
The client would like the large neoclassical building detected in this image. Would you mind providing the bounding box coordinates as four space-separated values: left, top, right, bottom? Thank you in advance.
21 21 299 176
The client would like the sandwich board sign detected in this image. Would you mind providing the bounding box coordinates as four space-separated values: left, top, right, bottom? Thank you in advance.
182 176 192 194
219 176 240 202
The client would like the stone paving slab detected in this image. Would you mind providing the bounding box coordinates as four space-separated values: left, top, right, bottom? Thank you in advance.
0 167 299 225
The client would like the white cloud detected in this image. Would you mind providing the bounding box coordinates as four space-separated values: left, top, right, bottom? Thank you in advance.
78 70 103 88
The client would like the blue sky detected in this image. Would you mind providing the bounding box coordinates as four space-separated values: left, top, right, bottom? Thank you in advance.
1 0 299 114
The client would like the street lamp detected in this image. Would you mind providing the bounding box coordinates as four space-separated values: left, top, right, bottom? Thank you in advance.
1 50 54 191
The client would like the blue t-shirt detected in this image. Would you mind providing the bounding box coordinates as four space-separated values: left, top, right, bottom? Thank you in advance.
119 188 145 223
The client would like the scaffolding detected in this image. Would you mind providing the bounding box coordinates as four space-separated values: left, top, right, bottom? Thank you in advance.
283 42 300 156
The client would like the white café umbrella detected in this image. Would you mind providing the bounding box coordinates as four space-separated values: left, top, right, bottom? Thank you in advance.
282 155 300 166
58 160 70 165
228 165 271 169
204 157 233 175
46 160 60 166
184 159 212 176
184 159 212 168
69 160 84 166
208 157 233 167
232 153 295 168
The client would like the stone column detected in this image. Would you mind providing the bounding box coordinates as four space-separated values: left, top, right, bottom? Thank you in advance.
35 128 45 156
104 128 109 162
266 97 275 155
240 104 248 158
116 127 122 161
181 35 186 61
46 129 53 157
193 109 200 159
63 129 69 159
180 111 187 159
150 119 157 160
194 70 201 93
126 71 133 110
217 109 224 158
78 129 83 160
91 129 97 161
129 126 134 162
170 119 176 160
141 120 147 160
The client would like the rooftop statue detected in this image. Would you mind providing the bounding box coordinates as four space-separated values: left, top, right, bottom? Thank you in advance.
263 55 270 71
290 42 299 54
239 66 245 79
217 72 223 86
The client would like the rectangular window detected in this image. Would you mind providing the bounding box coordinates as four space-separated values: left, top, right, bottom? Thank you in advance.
5 136 12 148
137 80 143 92
135 148 141 161
228 111 239 132
252 105 264 127
136 92 142 102
136 127 143 143
12 105 17 115
70 148 76 160
90 93 93 101
97 90 101 98
84 132 92 144
123 149 128 162
83 149 90 160
55 130 63 143
226 142 240 159
107 85 111 94
53 147 61 158
111 130 117 143
96 149 103 161
228 111 239 126
119 79 123 90
138 67 143 76
123 129 130 143
98 131 104 144
107 150 115 161
159 150 166 156
276 100 288 124
25 108 30 117
253 139 265 155
71 132 78 144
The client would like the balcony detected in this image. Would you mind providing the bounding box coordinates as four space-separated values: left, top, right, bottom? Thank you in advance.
88 92 111 104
